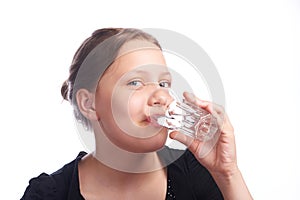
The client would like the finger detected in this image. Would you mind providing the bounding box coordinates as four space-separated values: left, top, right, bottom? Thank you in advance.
183 92 196 103
169 131 201 154
185 92 235 138
206 104 235 135
220 112 234 135
183 92 207 107
183 92 216 113
183 92 226 130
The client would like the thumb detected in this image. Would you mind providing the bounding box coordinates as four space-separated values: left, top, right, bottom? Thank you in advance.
169 131 201 154
170 131 220 159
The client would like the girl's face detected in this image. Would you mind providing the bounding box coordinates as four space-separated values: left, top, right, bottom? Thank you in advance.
94 46 173 153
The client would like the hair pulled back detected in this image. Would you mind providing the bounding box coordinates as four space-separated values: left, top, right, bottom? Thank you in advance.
61 28 161 129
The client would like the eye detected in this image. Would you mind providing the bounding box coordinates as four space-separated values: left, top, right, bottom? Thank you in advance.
127 80 144 89
159 81 171 88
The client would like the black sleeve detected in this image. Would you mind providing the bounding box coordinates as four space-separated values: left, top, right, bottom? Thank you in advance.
187 151 224 199
168 150 224 200
21 152 87 200
21 173 57 200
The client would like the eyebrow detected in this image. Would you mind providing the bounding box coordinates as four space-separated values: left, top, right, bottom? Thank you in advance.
131 70 172 77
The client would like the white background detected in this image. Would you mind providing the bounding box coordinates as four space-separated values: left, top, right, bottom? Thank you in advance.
0 0 299 199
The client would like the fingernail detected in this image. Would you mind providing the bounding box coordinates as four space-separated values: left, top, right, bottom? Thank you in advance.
185 92 195 100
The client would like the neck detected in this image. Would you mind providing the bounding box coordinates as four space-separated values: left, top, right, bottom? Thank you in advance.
92 125 164 173
79 151 167 198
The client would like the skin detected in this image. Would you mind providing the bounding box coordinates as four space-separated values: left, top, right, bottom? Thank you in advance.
76 44 253 199
170 92 253 200
95 48 173 153
78 48 172 199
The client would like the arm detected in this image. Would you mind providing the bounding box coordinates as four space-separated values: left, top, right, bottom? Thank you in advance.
21 173 57 200
211 169 252 200
169 92 253 200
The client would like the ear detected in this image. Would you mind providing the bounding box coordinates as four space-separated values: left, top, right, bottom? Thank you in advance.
76 89 98 121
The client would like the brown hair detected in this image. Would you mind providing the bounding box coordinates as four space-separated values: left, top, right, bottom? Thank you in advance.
61 28 161 129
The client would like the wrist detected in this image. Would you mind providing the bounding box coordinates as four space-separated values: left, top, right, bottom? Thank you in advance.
211 167 253 200
210 163 240 182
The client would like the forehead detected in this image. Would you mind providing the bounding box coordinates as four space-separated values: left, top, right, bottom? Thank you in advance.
117 39 160 57
105 48 167 79
119 64 171 83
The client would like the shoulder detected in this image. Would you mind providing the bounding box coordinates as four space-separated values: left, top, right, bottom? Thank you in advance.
167 148 224 199
167 148 210 180
21 151 87 200
21 172 57 200
162 146 207 174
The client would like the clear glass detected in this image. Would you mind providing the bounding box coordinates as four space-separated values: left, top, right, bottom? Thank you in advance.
150 97 221 157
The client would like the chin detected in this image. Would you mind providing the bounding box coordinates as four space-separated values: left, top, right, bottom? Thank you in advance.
130 131 168 153
105 124 169 153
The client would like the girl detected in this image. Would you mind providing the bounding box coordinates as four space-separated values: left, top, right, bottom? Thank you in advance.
21 28 252 200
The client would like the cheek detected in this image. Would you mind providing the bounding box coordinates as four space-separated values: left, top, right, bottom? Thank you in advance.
110 88 143 129
95 88 113 119
128 92 146 120
111 86 147 121
113 87 132 110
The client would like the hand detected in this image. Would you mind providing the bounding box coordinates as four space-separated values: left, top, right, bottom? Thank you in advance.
170 92 253 199
169 92 238 177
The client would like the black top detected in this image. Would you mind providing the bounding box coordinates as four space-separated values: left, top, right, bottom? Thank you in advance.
21 148 223 200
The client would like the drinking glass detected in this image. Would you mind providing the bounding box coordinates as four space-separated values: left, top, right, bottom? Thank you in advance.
150 92 221 157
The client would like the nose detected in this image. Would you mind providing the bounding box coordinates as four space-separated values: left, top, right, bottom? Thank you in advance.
148 88 173 107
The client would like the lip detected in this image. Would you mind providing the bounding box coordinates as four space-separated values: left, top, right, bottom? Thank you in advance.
146 114 164 127
138 116 153 126
146 116 152 123
138 116 159 127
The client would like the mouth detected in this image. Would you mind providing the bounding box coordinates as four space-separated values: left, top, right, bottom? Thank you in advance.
140 103 177 128
138 115 163 128
147 115 164 127
146 101 183 129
